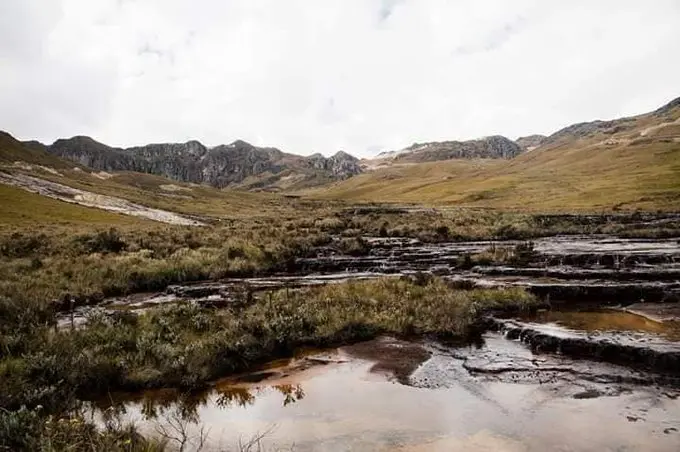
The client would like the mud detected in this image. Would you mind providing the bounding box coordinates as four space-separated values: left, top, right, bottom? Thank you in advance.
341 337 431 383
624 303 680 323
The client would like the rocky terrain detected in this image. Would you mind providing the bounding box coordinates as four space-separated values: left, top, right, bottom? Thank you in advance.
515 134 547 151
373 135 523 164
40 135 362 191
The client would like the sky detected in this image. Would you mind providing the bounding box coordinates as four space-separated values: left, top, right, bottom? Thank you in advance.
1 1 679 157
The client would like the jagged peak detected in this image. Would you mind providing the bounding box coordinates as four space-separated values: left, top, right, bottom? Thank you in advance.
476 134 514 142
331 150 358 160
228 139 254 149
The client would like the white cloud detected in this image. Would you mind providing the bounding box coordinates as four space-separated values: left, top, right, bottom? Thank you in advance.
1 0 679 156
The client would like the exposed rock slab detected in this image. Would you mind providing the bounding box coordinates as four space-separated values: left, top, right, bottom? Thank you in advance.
0 171 202 225
486 317 680 375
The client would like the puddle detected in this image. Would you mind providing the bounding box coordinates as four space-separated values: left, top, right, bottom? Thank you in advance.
89 336 680 452
517 309 680 341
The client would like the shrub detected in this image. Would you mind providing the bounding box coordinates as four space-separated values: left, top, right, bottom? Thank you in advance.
74 229 127 254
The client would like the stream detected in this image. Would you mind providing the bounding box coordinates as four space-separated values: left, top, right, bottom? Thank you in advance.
75 234 680 450
59 235 680 327
90 330 680 451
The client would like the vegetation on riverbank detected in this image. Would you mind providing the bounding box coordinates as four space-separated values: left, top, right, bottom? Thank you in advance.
2 208 677 310
0 278 536 408
0 408 166 452
1 276 536 450
0 197 676 450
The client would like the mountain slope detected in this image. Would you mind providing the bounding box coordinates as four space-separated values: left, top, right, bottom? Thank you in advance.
46 136 362 191
312 96 680 211
371 135 522 166
515 135 547 151
0 131 303 223
0 131 78 169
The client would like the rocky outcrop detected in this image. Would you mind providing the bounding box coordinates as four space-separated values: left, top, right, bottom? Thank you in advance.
515 134 546 151
388 135 523 163
540 118 639 147
324 151 362 178
487 317 680 375
653 96 680 118
46 137 362 190
50 136 133 171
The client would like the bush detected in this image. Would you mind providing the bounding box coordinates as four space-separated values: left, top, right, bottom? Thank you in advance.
0 233 47 258
0 407 165 452
337 237 371 256
74 229 127 254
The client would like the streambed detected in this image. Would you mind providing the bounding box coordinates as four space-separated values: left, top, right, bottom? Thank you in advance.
58 235 680 327
91 329 680 451
73 234 680 450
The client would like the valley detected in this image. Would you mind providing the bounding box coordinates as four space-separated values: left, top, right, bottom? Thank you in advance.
1 97 679 451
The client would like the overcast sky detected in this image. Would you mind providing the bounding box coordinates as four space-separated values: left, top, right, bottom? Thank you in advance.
1 0 679 157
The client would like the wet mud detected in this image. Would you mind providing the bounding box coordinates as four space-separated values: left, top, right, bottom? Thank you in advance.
341 336 432 383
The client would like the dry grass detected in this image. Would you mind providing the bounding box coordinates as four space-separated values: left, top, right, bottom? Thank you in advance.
0 184 145 226
0 277 538 409
311 130 680 211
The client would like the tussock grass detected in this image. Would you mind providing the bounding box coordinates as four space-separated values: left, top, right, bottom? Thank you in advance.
0 407 166 452
0 278 537 413
1 208 677 308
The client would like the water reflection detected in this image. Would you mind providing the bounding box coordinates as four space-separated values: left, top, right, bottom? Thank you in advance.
274 384 306 407
87 338 680 452
521 309 680 340
97 382 306 423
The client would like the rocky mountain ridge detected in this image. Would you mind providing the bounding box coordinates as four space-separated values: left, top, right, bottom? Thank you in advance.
515 135 547 151
45 137 362 190
373 135 524 164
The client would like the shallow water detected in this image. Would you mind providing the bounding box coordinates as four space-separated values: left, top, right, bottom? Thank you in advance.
518 309 680 341
91 335 680 452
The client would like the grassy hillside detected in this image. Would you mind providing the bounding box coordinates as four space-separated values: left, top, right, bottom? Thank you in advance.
0 184 146 226
0 132 77 169
0 131 315 224
312 101 680 211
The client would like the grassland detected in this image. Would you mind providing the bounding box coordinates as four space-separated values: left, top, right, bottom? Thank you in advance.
312 139 680 210
311 100 680 211
0 184 146 227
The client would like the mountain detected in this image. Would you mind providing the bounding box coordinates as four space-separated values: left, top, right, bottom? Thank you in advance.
0 131 76 169
312 96 680 211
372 135 523 165
515 135 547 151
46 137 362 191
0 130 302 225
